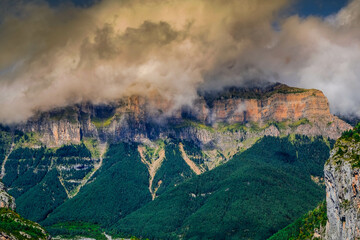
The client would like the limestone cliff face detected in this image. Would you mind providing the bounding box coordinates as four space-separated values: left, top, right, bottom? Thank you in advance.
0 181 15 210
200 88 330 124
325 138 360 240
17 83 351 147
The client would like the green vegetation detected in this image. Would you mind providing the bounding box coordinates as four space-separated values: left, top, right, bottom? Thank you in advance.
91 115 114 128
49 107 78 124
152 141 196 195
47 221 149 240
200 83 309 107
340 122 360 142
181 140 208 167
112 136 333 240
142 141 165 162
15 169 68 222
289 118 311 129
56 143 91 158
2 141 98 222
46 221 107 240
42 141 200 228
1 125 334 239
0 125 13 167
330 123 360 167
91 105 118 128
0 208 50 240
41 142 151 228
13 131 42 148
82 137 100 158
269 120 288 131
268 201 327 240
216 122 248 133
175 120 215 132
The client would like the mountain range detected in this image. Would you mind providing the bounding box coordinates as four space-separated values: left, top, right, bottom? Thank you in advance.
0 83 354 239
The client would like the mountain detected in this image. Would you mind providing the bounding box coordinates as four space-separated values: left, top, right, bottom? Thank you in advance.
18 83 348 148
0 83 352 239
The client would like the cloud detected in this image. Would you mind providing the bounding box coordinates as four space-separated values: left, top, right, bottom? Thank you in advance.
0 0 359 123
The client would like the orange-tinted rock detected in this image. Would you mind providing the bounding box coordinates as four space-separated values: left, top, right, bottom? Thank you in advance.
18 84 352 145
206 89 331 125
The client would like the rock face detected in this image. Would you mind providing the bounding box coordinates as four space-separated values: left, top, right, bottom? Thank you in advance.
17 83 351 147
325 137 360 240
0 181 15 210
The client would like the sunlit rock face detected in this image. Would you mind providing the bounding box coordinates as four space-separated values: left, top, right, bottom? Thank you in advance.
17 83 351 147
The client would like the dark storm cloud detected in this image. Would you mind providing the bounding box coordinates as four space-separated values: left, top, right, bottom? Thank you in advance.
0 0 359 123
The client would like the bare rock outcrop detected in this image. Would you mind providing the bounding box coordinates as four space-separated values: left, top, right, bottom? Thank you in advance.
325 137 360 240
0 181 15 210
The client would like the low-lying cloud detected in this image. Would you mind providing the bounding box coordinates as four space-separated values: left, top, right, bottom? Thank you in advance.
0 0 359 123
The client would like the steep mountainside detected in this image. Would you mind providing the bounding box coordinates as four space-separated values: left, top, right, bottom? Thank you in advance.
109 136 332 239
325 123 360 240
268 123 360 240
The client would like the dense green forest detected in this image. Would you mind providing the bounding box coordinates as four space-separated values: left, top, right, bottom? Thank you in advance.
112 136 333 239
46 221 108 240
0 208 50 240
268 201 327 240
0 125 334 239
42 141 197 228
41 142 151 227
2 143 95 222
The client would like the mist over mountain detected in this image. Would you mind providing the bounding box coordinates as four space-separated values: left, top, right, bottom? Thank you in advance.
0 0 360 124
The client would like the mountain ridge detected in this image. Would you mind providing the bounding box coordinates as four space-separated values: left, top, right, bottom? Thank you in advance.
13 83 350 149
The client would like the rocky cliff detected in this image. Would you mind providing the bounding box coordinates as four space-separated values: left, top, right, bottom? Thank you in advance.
0 182 15 210
16 83 350 151
325 125 360 240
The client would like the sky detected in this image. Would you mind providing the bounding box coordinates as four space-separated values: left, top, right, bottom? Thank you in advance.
45 0 349 16
0 0 359 123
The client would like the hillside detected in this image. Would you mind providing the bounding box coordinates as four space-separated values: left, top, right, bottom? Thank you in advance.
0 180 50 240
109 136 332 239
0 208 50 240
268 201 327 240
269 123 360 240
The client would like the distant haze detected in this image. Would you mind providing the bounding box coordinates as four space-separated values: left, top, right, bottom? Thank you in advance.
0 0 360 123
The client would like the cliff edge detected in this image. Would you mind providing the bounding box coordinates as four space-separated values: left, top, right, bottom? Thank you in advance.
325 123 360 240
